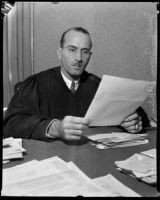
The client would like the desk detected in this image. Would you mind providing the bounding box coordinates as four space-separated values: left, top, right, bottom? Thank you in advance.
3 126 159 197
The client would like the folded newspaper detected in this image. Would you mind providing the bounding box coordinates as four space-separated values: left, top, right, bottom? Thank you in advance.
115 149 156 185
87 132 149 149
3 137 26 163
2 156 141 197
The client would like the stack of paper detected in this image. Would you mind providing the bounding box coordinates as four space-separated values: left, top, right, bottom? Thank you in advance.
3 137 26 163
2 156 141 197
88 132 149 149
115 149 156 185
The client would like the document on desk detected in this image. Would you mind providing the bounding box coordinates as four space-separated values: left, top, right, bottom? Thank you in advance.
85 75 156 126
2 156 112 197
93 174 141 197
115 151 157 185
88 132 149 149
141 148 156 159
3 137 26 163
67 162 140 197
2 156 71 186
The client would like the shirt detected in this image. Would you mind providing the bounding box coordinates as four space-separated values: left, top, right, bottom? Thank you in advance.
61 70 79 91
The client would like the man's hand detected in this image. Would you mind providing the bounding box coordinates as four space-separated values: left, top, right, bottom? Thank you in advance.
120 111 143 133
58 116 89 141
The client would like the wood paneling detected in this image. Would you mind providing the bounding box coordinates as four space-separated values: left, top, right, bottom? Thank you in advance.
3 2 33 107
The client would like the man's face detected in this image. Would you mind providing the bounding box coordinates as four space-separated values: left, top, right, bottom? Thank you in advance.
58 30 92 80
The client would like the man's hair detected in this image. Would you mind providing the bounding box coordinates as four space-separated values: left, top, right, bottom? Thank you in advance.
60 27 92 48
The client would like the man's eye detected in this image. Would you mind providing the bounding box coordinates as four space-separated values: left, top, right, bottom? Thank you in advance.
82 51 89 54
82 50 90 55
69 48 76 52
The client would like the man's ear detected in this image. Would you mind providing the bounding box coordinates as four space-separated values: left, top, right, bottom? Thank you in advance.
57 48 62 60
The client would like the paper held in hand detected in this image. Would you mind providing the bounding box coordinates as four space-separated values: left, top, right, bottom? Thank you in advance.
85 75 156 126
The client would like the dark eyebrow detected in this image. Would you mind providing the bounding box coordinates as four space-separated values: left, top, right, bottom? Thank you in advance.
66 46 90 51
81 48 90 51
66 45 77 49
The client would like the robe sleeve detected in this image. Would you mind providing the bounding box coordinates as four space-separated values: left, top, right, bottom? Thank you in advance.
3 75 53 141
136 106 150 128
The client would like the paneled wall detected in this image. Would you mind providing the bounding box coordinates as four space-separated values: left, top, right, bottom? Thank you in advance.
3 2 157 120
3 2 33 107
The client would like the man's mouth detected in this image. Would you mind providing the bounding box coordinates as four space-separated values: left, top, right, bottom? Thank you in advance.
72 64 82 69
73 63 81 67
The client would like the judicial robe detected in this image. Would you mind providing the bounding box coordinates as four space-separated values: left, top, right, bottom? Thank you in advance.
3 66 101 140
3 66 150 140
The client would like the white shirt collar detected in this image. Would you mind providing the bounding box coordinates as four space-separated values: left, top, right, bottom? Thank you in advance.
61 70 79 90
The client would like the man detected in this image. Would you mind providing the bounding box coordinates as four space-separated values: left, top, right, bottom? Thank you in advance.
3 27 149 141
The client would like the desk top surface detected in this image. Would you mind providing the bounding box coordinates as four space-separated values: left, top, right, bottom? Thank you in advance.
3 126 160 197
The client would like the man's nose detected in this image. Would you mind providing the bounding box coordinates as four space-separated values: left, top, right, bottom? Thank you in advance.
75 50 82 61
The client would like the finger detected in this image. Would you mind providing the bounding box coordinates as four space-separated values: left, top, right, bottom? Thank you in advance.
63 121 88 130
137 121 143 132
129 129 139 133
70 116 90 125
64 134 81 141
123 112 138 122
138 120 142 126
129 126 142 133
121 119 138 128
124 125 140 133
64 129 83 136
124 125 136 132
70 123 88 130
125 122 143 133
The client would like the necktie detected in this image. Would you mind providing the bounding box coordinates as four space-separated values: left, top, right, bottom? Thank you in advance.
70 81 76 93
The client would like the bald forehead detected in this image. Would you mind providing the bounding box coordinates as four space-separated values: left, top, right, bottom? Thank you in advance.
63 30 92 49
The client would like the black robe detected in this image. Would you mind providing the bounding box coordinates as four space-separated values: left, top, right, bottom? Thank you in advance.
3 66 150 140
3 67 101 140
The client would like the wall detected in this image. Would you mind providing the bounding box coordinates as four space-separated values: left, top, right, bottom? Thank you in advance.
3 2 33 107
3 2 157 120
33 2 157 119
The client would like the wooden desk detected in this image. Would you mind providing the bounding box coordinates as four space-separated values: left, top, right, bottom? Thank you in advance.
3 126 160 197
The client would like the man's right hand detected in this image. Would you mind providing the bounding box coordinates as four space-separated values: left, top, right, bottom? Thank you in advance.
48 116 90 141
60 116 89 141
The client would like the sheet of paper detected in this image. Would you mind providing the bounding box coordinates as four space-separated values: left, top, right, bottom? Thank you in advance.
3 137 13 146
2 169 112 197
3 152 23 160
3 137 26 161
2 156 112 197
88 132 148 141
140 175 157 185
115 153 156 174
66 162 142 196
141 149 156 159
116 167 156 185
2 156 71 186
88 132 148 149
90 140 149 149
115 150 157 185
3 160 38 171
93 174 141 197
85 75 156 126
133 169 156 178
3 160 10 164
67 161 90 177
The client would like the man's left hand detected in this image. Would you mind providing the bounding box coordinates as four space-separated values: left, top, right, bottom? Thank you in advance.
120 111 143 133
